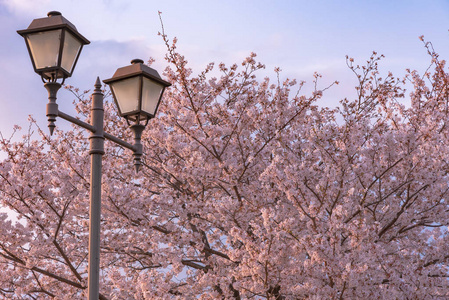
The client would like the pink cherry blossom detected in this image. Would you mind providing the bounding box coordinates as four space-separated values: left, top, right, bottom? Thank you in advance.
1 36 449 299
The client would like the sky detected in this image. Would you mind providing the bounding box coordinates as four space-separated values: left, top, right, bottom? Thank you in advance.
1 0 449 143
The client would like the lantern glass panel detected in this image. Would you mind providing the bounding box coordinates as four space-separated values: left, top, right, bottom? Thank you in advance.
142 77 164 116
61 31 82 73
26 29 62 70
110 77 140 115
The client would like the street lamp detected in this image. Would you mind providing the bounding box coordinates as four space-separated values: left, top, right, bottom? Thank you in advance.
17 11 89 82
18 11 170 300
104 59 171 172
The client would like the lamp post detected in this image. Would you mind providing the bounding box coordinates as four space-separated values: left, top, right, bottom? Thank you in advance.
18 12 171 300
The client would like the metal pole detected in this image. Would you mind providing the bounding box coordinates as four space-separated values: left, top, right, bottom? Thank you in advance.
88 77 105 300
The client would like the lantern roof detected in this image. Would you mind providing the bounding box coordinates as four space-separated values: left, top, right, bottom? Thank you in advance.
103 59 171 88
17 11 90 45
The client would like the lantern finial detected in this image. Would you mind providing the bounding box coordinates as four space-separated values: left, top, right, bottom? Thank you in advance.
131 59 144 65
47 11 62 17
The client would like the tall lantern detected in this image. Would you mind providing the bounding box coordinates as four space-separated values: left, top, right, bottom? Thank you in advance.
17 11 90 82
103 59 171 124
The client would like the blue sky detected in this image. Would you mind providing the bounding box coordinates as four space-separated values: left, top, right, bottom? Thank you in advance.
1 0 449 141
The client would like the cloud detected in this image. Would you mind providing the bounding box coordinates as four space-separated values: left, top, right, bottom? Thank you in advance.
1 0 51 16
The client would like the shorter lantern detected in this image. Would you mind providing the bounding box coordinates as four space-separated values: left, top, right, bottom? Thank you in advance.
17 11 90 82
103 59 171 124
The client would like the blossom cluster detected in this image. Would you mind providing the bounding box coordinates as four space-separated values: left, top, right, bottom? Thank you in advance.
1 37 449 299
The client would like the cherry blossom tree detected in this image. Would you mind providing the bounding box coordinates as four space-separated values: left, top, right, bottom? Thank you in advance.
1 32 449 299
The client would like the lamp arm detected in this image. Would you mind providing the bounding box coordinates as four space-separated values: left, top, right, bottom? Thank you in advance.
58 110 96 132
46 79 142 172
104 129 143 173
57 110 137 152
57 111 140 164
103 132 136 152
57 111 137 152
